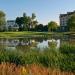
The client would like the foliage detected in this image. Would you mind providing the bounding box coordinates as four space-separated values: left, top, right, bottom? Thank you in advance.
35 24 44 32
43 25 48 32
31 13 38 28
22 16 31 31
0 11 6 31
16 13 38 31
15 17 23 31
59 44 75 71
35 24 48 32
48 21 58 32
0 11 60 32
67 14 75 31
0 44 75 72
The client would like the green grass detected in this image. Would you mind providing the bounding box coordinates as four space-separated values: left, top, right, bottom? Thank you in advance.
0 44 75 72
0 31 75 38
0 31 52 38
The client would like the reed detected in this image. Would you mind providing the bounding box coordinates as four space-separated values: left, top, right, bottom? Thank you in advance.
0 43 74 73
0 62 74 75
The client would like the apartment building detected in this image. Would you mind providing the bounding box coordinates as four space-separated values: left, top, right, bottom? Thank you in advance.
60 11 75 31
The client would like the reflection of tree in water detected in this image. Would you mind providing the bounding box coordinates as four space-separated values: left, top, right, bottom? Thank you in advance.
18 38 30 46
60 36 75 47
16 45 31 52
0 45 6 50
34 37 48 43
16 39 38 52
69 38 75 45
48 40 57 49
34 38 43 43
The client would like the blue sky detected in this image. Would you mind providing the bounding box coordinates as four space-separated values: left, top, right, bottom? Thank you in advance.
0 0 75 25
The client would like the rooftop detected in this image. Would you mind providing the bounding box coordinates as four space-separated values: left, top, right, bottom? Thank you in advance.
60 11 75 17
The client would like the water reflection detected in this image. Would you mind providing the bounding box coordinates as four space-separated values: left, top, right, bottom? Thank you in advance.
0 35 75 51
37 39 60 49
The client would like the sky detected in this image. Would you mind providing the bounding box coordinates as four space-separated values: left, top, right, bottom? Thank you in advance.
0 0 75 25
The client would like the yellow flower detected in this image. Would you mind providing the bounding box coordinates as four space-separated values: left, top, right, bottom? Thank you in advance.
21 67 27 75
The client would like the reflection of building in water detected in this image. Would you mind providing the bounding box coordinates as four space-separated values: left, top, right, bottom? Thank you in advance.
0 38 61 50
0 39 19 46
48 39 60 48
37 39 60 49
60 35 75 46
0 38 38 50
37 40 48 49
0 39 30 46
48 39 60 49
0 36 74 51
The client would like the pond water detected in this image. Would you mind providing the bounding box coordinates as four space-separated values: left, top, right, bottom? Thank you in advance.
0 35 75 51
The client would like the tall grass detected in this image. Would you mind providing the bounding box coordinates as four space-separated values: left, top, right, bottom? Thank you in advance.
0 43 75 73
0 63 74 75
59 43 75 71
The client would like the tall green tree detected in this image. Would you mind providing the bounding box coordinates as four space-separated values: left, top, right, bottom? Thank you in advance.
15 17 23 31
23 16 31 31
23 12 26 17
0 11 6 31
32 13 36 20
43 25 48 32
67 14 75 31
16 12 38 31
35 24 44 32
31 13 37 28
48 21 58 32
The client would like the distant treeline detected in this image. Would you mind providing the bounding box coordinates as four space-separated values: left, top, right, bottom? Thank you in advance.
0 10 75 32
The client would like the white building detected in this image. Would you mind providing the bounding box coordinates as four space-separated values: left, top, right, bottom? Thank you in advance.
6 20 19 31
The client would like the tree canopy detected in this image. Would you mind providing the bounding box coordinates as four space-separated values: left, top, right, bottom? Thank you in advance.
16 12 38 31
48 21 58 32
0 11 6 31
0 11 6 25
67 14 75 31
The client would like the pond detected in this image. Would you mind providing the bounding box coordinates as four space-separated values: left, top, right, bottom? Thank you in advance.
0 35 75 51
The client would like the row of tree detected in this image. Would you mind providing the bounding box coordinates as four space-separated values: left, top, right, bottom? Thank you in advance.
0 11 59 32
0 10 75 32
16 13 38 31
15 13 59 32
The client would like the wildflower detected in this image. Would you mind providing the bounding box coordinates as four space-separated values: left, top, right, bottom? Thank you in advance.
21 67 27 75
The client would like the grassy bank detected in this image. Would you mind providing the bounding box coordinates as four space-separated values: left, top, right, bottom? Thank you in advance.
0 32 52 38
0 43 75 72
0 31 75 38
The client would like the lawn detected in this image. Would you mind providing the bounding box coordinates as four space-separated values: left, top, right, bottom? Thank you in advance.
0 31 53 38
0 31 75 38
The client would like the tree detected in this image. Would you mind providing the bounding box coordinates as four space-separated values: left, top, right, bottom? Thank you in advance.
31 13 37 28
32 20 38 28
32 13 36 20
0 11 6 31
23 12 31 31
43 25 48 32
16 13 38 31
67 14 75 31
35 24 44 32
48 21 58 32
23 16 31 31
15 17 23 31
23 12 26 17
